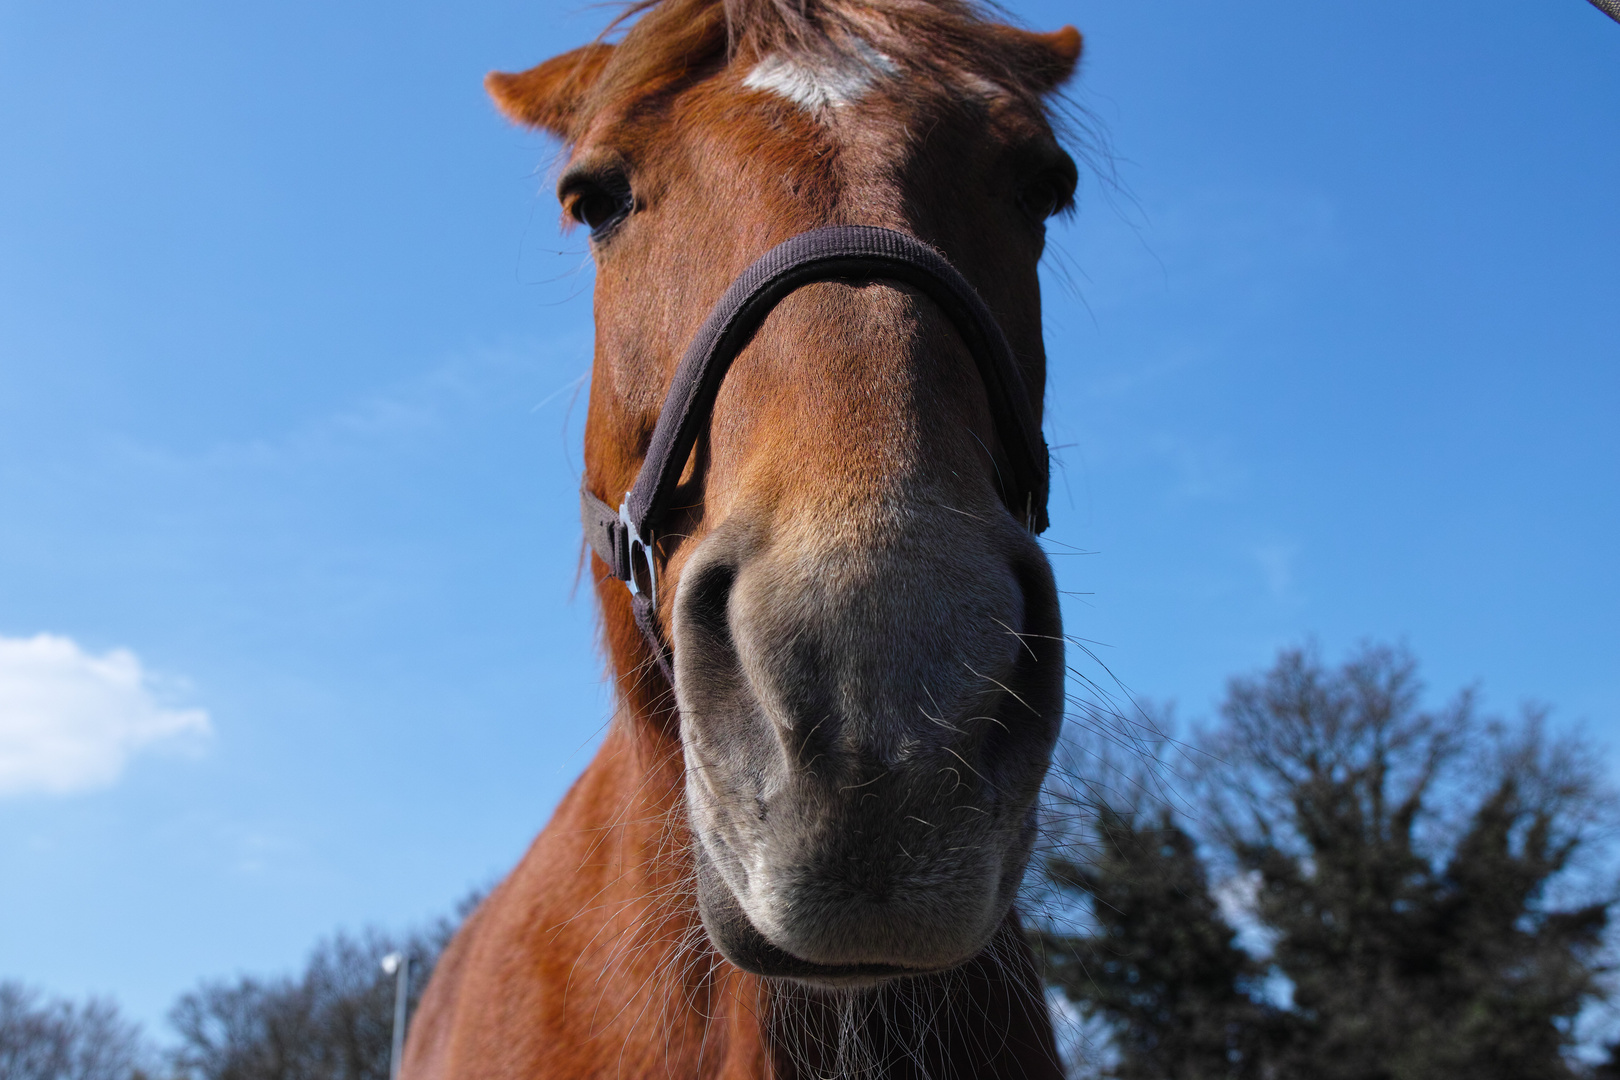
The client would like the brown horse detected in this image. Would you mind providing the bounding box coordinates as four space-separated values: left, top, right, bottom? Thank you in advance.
404 0 1081 1075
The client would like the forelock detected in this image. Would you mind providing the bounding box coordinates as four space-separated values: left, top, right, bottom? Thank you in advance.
589 0 1066 119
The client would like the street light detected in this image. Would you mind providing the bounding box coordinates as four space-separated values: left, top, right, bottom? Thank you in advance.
380 951 412 1080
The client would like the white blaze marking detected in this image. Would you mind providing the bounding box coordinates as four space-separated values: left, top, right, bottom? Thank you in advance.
743 39 898 111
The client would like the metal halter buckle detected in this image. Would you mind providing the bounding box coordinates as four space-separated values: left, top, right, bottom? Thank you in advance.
619 496 657 607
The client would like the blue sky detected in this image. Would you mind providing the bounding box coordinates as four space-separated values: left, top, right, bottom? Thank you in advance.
1 0 1615 1035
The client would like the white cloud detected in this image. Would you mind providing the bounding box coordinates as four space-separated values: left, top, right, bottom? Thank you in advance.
0 633 210 796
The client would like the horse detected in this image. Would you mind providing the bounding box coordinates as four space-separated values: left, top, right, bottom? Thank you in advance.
403 1 1082 1075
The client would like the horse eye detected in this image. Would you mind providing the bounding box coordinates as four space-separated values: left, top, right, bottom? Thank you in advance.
1020 173 1075 223
1020 184 1059 222
571 186 628 231
559 170 634 237
1017 152 1079 224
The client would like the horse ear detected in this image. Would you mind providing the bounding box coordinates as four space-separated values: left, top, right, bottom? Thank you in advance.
485 44 615 139
1000 25 1083 94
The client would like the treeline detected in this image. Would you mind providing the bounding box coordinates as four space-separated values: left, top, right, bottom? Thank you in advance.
1034 644 1620 1079
5 644 1616 1079
0 984 145 1080
2 901 470 1080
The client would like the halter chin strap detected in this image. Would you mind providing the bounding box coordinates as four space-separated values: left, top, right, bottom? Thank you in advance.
580 225 1051 680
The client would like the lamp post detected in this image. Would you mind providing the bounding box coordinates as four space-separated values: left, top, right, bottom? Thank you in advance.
380 951 412 1080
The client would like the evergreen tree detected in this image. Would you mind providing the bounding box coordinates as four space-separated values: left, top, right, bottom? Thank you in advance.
1035 805 1281 1079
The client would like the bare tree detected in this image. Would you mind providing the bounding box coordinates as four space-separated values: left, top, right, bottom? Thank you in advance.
1037 644 1619 1080
0 982 149 1080
169 894 479 1080
1202 645 1616 1080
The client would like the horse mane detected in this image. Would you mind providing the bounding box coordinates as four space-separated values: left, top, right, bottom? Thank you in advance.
581 0 1076 124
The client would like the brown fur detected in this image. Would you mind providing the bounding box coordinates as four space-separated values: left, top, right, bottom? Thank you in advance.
406 1 1081 1075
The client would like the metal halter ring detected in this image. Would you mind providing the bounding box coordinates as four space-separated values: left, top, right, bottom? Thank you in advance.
619 496 658 607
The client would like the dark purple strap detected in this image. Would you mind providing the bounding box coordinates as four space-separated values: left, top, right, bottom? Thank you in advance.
583 225 1050 600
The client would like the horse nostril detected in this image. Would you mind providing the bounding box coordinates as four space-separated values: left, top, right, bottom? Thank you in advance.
680 561 738 657
976 555 1064 786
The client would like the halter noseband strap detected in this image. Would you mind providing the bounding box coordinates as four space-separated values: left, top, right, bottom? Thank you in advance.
581 225 1050 673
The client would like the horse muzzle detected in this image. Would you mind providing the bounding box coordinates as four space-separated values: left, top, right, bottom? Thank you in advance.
672 504 1063 984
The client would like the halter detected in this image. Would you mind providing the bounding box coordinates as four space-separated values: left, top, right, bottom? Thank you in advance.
580 225 1051 680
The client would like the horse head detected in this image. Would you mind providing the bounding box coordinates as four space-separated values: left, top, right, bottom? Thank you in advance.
489 0 1078 989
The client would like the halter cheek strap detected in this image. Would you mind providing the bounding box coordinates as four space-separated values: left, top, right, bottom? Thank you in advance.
581 225 1051 682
